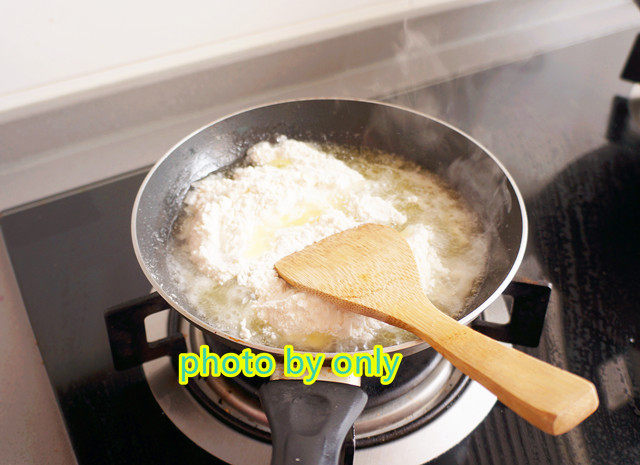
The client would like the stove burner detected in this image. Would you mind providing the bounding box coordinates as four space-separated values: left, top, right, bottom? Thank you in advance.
175 311 470 447
141 302 507 465
200 327 447 407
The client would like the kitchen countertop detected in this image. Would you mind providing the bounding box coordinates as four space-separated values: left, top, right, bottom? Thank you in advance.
1 27 639 464
0 236 76 463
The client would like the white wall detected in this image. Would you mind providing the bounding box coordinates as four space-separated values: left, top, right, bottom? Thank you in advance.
0 0 464 112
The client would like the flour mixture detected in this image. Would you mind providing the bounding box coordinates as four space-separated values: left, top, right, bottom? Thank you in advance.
169 136 488 351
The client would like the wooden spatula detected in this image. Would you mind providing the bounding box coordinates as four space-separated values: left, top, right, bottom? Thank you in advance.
275 223 598 435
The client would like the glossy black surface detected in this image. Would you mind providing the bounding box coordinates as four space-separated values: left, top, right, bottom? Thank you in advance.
389 31 640 464
1 29 639 464
0 172 219 464
622 33 640 82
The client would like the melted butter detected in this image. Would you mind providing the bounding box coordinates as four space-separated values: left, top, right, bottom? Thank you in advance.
245 202 327 258
302 332 336 350
268 157 293 168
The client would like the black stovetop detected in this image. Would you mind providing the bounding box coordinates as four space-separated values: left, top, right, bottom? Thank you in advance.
2 30 639 465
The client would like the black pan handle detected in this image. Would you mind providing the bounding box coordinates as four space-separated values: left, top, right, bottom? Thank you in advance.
105 292 186 370
259 381 367 465
472 279 551 347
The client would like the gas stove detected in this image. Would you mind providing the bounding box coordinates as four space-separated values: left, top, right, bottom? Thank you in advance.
2 29 640 465
0 167 548 465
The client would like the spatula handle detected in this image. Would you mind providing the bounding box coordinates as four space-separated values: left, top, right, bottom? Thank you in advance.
403 298 599 435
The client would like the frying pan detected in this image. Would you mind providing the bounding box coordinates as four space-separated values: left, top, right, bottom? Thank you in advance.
131 98 527 464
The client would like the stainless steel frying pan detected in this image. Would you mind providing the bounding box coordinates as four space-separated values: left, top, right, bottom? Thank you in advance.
128 98 528 464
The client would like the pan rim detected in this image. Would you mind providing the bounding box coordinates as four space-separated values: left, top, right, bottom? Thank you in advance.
131 97 528 358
